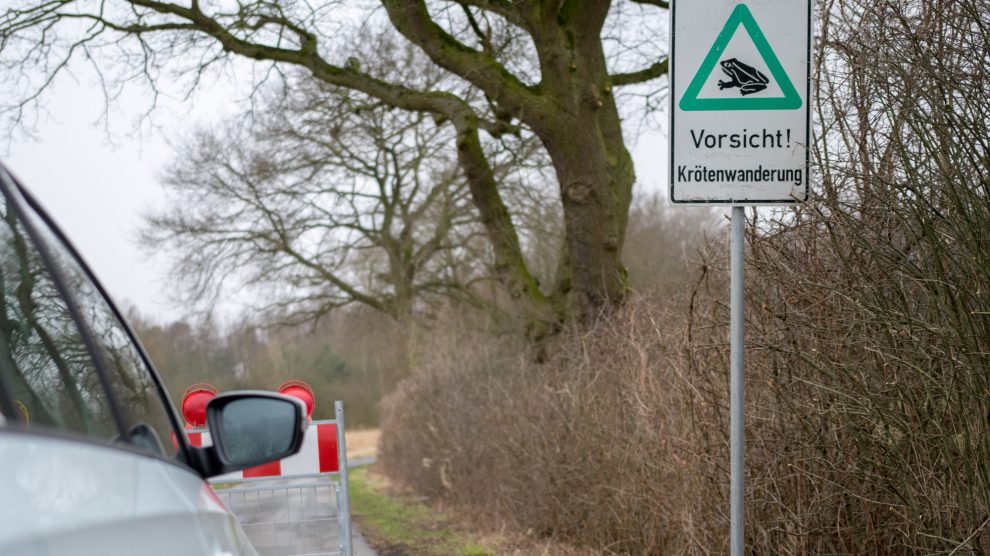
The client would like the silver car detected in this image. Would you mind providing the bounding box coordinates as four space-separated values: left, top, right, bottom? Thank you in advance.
0 163 306 555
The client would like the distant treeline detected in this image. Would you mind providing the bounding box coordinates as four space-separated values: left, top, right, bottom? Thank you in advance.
127 308 403 427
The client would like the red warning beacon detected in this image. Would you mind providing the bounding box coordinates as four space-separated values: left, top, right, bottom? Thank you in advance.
278 380 315 419
181 383 219 428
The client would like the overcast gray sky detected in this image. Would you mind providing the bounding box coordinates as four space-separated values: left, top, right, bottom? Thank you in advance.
1 73 235 322
3 75 670 324
5 85 173 321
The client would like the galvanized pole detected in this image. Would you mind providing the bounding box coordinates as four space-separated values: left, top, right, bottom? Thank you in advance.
335 401 353 556
730 206 745 556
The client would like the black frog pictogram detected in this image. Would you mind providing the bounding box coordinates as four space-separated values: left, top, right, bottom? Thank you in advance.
718 58 769 96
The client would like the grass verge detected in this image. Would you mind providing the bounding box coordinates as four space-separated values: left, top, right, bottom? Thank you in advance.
348 466 496 556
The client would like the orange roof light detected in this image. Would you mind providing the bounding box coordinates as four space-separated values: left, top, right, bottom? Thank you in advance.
180 383 219 428
278 380 315 419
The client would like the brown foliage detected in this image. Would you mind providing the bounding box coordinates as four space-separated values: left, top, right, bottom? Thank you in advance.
378 199 724 553
380 290 722 554
380 0 990 552
380 220 990 553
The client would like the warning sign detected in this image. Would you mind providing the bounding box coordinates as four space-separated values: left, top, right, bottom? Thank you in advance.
670 1 812 204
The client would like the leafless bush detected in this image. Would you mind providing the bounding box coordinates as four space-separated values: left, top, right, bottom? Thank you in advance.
623 194 718 294
732 0 990 551
380 292 722 554
381 0 990 553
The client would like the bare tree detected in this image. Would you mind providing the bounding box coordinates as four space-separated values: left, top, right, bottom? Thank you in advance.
0 0 669 334
143 73 508 327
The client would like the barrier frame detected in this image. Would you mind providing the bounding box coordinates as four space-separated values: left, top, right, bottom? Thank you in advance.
199 400 353 556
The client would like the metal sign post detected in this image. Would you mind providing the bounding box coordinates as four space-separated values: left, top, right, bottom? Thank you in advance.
669 1 812 553
729 206 745 555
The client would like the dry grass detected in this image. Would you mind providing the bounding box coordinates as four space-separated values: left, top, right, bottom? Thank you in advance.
346 428 381 460
351 465 595 556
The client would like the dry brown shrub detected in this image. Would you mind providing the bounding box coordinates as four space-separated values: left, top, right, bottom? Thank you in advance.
381 0 990 553
380 286 728 554
381 219 990 554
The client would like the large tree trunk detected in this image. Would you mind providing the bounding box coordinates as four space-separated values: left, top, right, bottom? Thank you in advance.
379 1 642 325
541 111 634 318
532 6 636 320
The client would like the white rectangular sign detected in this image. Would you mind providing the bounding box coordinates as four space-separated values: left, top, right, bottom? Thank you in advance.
670 0 812 204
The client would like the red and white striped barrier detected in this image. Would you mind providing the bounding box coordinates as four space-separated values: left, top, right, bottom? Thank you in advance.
190 420 343 480
185 384 354 555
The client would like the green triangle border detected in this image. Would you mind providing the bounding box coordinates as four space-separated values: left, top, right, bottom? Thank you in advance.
679 4 802 111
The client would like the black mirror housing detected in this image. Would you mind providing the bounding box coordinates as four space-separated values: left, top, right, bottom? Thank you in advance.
190 391 307 478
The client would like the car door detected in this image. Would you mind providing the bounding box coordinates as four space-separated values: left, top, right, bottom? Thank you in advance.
0 164 256 555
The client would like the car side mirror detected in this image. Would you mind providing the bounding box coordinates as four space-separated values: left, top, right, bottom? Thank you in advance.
192 391 306 477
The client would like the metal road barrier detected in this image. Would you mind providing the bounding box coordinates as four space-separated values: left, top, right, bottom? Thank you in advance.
191 401 353 556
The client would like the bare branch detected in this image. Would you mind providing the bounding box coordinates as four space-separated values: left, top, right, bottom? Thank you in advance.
610 56 668 86
627 0 669 8
143 77 527 323
445 0 529 29
380 0 550 125
458 2 492 54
